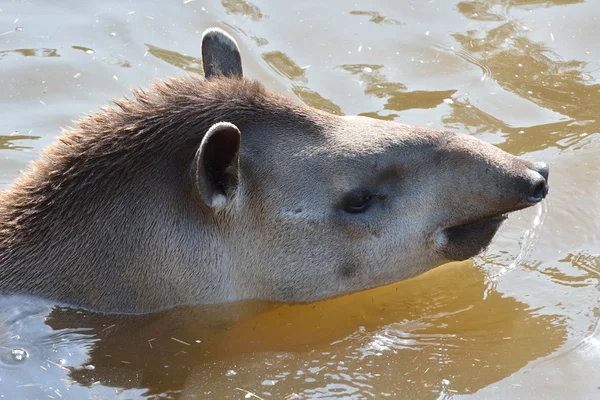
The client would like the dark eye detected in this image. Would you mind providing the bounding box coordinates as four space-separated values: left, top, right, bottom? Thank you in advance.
343 195 374 214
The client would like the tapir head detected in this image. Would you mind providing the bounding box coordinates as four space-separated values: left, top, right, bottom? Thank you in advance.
193 29 549 302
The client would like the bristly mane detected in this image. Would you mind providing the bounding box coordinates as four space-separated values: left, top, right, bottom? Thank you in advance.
0 75 325 248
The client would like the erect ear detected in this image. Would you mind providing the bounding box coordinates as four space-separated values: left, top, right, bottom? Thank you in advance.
192 122 241 209
201 28 243 79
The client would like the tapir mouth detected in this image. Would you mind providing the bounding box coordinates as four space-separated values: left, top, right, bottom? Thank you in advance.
438 193 545 262
440 213 509 261
451 213 508 231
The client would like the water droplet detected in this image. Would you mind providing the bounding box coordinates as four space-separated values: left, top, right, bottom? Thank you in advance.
225 369 237 377
262 379 277 386
58 358 66 365
110 32 116 37
85 49 95 54
85 364 95 370
15 27 23 31
195 340 201 344
363 67 372 73
443 98 454 104
11 348 28 362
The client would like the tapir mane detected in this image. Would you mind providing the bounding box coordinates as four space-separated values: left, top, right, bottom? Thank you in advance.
0 76 325 248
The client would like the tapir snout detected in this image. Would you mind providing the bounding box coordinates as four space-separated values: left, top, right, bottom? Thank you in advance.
527 161 550 202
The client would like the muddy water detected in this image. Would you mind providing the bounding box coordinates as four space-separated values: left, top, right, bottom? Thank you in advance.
0 0 599 399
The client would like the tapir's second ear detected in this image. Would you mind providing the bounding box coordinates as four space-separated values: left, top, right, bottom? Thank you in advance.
201 28 243 79
192 122 241 209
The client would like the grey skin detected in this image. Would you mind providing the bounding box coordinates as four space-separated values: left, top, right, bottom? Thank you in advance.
0 28 549 312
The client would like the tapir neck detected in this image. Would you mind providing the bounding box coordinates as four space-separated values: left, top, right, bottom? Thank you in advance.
0 159 238 312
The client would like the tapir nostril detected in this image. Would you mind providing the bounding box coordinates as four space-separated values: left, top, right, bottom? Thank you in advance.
533 161 549 182
527 175 549 203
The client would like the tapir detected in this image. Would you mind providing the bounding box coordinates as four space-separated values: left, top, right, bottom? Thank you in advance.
0 28 549 312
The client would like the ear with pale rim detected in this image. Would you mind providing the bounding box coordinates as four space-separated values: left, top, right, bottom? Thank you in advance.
201 27 243 79
192 122 241 209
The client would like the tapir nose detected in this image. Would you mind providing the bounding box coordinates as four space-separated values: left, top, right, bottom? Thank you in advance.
526 161 550 203
533 161 549 182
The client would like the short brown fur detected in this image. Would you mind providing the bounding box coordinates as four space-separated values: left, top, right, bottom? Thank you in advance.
0 28 548 312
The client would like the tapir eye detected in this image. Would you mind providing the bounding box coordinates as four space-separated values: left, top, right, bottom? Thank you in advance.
343 194 375 214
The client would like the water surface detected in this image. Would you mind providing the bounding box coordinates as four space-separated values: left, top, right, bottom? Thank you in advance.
1 0 599 399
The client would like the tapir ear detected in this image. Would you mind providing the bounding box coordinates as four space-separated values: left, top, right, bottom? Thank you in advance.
201 28 243 79
192 122 241 209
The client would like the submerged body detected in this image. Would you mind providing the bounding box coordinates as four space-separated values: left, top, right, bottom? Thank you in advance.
0 28 549 312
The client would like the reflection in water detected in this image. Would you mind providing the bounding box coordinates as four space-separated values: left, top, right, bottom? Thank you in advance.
263 51 308 82
182 264 566 398
349 10 403 25
222 0 265 21
339 64 457 119
0 48 59 59
446 0 600 155
508 0 583 7
263 51 343 115
1 265 565 398
292 86 344 116
71 45 95 54
101 54 132 68
0 133 40 151
145 44 203 76
456 1 505 21
543 252 600 288
0 296 276 398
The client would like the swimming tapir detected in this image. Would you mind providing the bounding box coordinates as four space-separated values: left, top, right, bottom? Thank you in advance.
0 28 549 312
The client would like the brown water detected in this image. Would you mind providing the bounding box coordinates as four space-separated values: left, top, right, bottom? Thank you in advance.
0 0 599 399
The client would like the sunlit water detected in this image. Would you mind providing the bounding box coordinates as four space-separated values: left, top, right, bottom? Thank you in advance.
1 1 599 399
